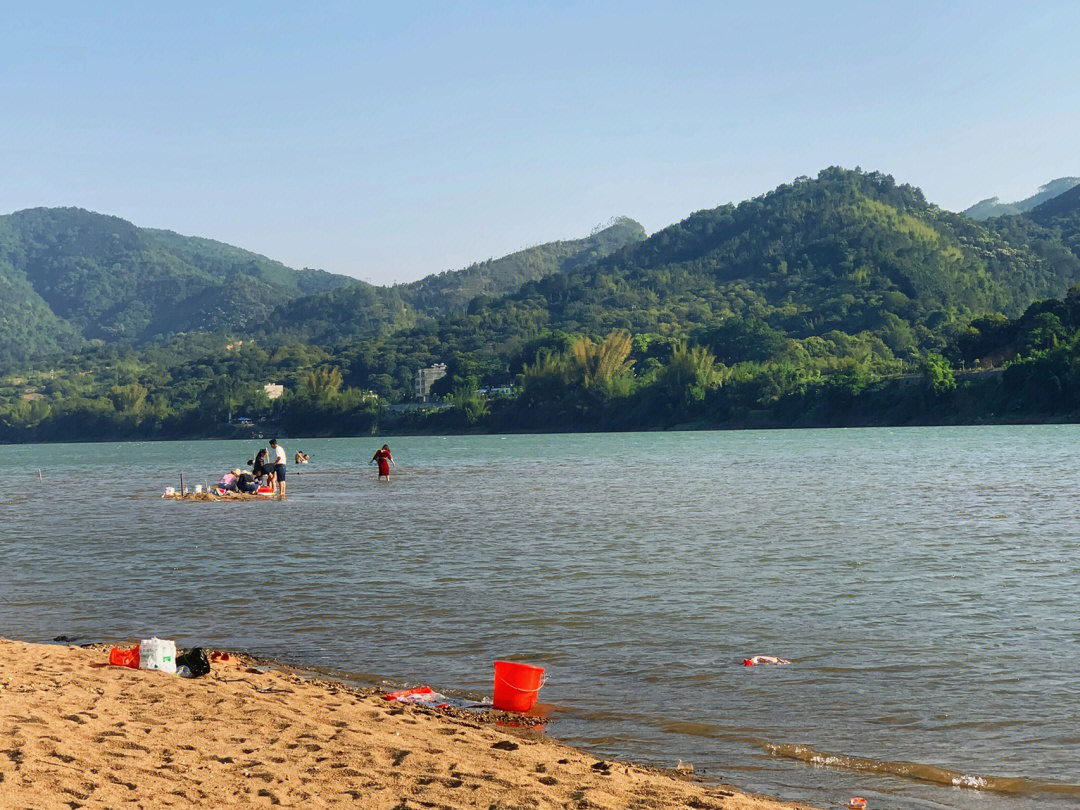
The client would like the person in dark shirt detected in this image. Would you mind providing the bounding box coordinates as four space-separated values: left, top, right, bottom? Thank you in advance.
251 449 273 486
235 469 258 493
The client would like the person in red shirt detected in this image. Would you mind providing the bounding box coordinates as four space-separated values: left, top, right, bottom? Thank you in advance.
370 444 395 481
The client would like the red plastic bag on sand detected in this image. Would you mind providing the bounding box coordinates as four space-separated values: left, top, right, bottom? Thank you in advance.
109 645 140 668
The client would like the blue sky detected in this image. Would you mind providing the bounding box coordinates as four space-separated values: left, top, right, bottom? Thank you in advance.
2 1 1078 283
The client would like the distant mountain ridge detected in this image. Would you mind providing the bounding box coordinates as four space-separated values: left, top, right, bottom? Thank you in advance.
446 167 1080 358
399 216 645 312
0 207 361 367
267 217 647 344
9 167 1080 442
0 207 646 368
963 177 1080 220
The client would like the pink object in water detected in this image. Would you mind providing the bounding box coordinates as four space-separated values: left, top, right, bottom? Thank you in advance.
742 655 791 666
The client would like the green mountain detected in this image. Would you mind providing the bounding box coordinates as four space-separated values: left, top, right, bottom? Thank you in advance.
267 217 646 344
0 207 644 369
444 167 1080 358
399 216 645 312
0 207 359 366
9 167 1080 441
962 177 1080 220
1028 182 1080 227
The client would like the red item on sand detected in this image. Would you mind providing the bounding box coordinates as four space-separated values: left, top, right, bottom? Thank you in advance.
108 645 140 668
492 661 545 713
383 686 435 701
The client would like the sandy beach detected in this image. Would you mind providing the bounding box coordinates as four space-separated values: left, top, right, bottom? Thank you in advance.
0 638 817 810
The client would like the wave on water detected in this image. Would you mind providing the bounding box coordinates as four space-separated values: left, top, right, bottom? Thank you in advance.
762 742 1080 797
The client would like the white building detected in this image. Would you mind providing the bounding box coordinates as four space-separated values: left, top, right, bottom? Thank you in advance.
415 364 447 402
264 383 284 401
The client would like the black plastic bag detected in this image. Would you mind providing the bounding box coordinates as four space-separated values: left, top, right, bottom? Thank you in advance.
176 647 211 678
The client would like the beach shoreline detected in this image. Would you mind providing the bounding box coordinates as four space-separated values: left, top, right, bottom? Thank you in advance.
0 638 817 810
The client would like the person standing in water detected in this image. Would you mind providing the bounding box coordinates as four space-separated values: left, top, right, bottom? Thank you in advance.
371 444 395 481
269 438 287 497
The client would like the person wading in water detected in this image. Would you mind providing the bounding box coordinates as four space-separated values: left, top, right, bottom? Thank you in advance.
269 438 287 498
371 444 395 481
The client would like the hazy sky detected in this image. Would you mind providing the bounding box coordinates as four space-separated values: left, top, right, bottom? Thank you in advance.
3 1 1078 283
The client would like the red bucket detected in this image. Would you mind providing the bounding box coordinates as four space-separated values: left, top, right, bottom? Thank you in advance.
492 660 545 712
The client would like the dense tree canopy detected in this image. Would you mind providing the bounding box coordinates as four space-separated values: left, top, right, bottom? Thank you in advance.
4 167 1080 442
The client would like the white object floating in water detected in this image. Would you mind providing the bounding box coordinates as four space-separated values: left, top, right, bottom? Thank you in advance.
140 637 177 674
193 484 203 494
743 655 791 666
163 487 175 497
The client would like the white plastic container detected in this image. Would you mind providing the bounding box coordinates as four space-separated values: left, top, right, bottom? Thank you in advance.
163 486 175 496
140 637 177 674
193 484 203 494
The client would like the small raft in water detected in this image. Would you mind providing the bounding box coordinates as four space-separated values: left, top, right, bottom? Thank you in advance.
163 485 276 501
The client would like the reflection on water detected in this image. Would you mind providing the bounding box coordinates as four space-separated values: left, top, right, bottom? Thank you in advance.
2 427 1079 810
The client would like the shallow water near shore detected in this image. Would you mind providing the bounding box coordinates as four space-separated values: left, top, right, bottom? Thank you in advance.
2 427 1078 809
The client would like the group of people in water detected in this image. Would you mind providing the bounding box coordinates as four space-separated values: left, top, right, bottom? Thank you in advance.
215 438 290 496
215 441 396 497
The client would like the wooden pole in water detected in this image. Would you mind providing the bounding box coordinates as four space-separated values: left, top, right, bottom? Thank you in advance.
179 472 184 495
38 469 43 483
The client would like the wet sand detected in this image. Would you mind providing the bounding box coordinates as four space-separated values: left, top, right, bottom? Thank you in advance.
0 638 817 809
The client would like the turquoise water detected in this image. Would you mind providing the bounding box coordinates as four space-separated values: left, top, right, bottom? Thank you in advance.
2 427 1078 809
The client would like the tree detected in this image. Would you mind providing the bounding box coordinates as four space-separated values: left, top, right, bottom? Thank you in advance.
654 342 719 409
303 366 344 401
108 383 148 413
452 384 489 425
1023 312 1067 354
569 330 635 387
920 353 956 395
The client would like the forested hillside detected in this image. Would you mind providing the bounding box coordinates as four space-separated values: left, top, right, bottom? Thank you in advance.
963 177 1080 220
398 216 645 312
362 167 1079 386
0 208 359 366
0 208 644 367
266 217 645 345
6 167 1080 442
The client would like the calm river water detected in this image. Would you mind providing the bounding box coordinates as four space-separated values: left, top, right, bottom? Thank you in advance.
1 428 1078 809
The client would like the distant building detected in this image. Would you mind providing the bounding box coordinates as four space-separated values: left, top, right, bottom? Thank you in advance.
415 363 447 402
477 384 515 397
264 383 284 401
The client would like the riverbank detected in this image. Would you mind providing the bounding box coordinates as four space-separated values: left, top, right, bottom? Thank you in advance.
0 639 816 810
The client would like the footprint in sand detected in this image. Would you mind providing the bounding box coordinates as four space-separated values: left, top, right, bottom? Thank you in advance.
3 747 25 769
